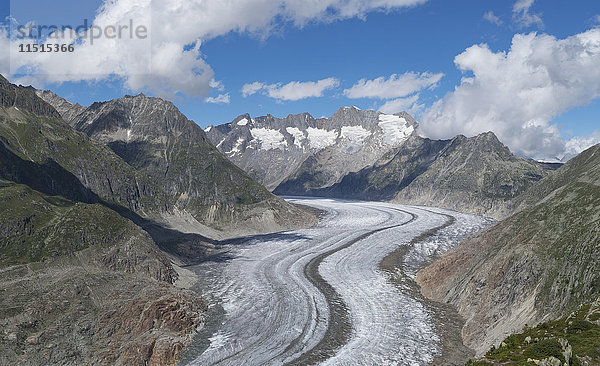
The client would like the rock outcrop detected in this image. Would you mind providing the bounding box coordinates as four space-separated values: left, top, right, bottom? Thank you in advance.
0 180 206 366
467 301 599 365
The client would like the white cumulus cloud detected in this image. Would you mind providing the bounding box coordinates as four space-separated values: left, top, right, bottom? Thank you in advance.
565 132 600 158
1 0 429 98
483 11 502 26
205 93 230 104
378 94 421 114
242 78 340 101
210 79 226 91
242 81 266 97
512 0 543 29
344 72 443 99
420 29 600 160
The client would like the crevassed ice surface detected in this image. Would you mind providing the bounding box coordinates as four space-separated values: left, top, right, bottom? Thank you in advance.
187 198 489 366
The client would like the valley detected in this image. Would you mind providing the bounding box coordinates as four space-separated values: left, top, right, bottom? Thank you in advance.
181 197 490 365
1 72 599 365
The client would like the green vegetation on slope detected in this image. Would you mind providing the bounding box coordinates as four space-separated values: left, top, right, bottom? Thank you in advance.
0 182 138 265
467 301 600 365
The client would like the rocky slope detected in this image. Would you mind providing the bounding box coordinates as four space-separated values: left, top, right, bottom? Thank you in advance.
2 77 167 215
392 132 555 217
37 89 317 237
0 179 207 366
206 107 418 191
34 89 86 122
417 142 600 356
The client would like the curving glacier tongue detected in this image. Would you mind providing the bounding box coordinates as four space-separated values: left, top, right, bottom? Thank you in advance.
184 198 488 366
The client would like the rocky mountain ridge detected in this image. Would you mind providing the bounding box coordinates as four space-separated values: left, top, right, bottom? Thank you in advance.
36 89 317 239
208 108 556 218
392 131 556 217
417 141 600 357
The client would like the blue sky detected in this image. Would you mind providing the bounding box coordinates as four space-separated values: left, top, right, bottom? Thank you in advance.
2 0 600 160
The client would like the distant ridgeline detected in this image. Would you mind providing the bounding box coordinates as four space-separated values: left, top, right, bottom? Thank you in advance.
207 107 559 219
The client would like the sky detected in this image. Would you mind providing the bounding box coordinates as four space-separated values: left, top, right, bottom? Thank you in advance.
1 0 600 160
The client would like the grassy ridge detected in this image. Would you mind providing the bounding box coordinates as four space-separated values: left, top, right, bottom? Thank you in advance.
0 182 138 265
468 301 600 365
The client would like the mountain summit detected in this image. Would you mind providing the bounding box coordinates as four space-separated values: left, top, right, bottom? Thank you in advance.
36 89 316 238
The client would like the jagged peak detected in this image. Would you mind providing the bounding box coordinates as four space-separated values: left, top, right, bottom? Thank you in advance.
334 105 373 114
471 131 511 152
233 113 251 120
285 112 314 119
35 89 80 106
474 131 501 142
450 131 504 146
122 92 148 99
103 93 185 116
0 74 61 118
232 113 252 126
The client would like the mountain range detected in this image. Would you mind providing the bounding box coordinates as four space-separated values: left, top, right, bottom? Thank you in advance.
206 107 418 191
36 89 317 239
207 108 558 218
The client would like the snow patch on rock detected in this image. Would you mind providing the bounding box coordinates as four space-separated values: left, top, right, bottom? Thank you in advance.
286 127 306 147
226 138 245 155
306 127 338 149
340 126 370 144
378 114 414 145
237 118 249 126
250 128 287 150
